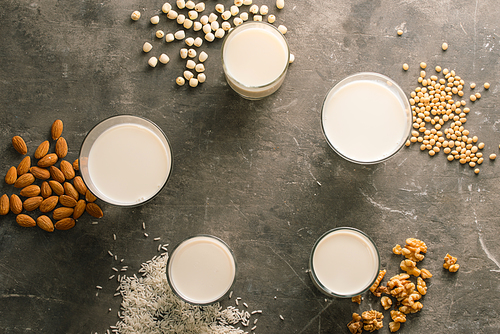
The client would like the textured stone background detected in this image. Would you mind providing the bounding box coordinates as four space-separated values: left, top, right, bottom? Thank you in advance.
1 0 499 333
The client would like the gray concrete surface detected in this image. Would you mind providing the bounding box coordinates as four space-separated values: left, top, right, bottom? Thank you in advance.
1 0 499 333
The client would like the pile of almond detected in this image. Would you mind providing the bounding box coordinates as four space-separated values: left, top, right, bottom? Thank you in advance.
0 120 103 232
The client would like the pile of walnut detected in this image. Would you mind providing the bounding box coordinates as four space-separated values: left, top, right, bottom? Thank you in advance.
347 238 460 333
0 120 104 231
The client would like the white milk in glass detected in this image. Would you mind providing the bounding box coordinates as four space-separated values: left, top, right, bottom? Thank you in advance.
222 22 289 99
168 236 236 304
310 228 379 297
322 74 411 164
87 123 170 205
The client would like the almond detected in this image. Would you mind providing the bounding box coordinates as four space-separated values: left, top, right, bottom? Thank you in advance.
34 140 50 159
30 166 50 180
86 202 103 218
14 173 35 188
51 119 63 140
73 199 86 219
10 194 23 214
37 215 54 232
72 159 79 171
20 185 41 197
64 182 79 200
49 166 65 183
59 195 77 208
37 153 58 168
55 137 68 158
12 136 28 155
16 214 36 227
39 196 59 213
53 207 74 220
40 181 52 198
85 190 97 203
73 176 88 195
48 180 65 195
55 217 75 230
17 156 31 176
5 166 17 185
0 194 9 215
23 196 43 211
60 160 75 180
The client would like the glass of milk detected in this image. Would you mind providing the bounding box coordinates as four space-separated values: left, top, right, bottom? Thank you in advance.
309 227 380 298
79 115 173 207
166 235 237 305
221 22 290 100
321 72 412 164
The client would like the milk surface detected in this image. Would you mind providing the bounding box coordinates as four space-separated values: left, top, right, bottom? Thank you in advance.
312 229 379 296
169 236 236 304
322 80 409 163
88 123 170 205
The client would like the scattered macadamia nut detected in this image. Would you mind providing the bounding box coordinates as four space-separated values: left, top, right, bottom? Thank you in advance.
162 3 172 13
222 21 231 31
194 37 203 47
150 15 160 24
167 10 179 19
159 54 170 64
174 30 186 40
208 13 218 23
176 0 186 9
131 11 141 21
267 14 276 23
230 5 239 16
180 48 188 59
205 32 215 42
197 73 206 83
148 57 158 67
156 30 165 39
189 78 199 87
278 25 287 34
200 15 209 25
193 21 202 31
195 2 205 12
165 33 175 42
222 10 231 20
199 51 208 62
143 42 153 53
183 70 194 80
215 4 224 13
195 63 205 72
233 17 243 26
176 77 185 86
215 28 225 38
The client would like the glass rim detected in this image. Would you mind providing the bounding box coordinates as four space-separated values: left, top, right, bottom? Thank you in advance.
221 21 290 90
79 114 173 208
166 234 237 305
309 227 380 298
320 72 412 165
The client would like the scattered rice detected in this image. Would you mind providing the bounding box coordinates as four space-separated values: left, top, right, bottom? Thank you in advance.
144 233 149 237
108 251 114 257
154 237 161 241
111 252 252 334
115 255 118 261
96 285 103 289
229 291 233 299
279 315 284 321
112 267 119 272
92 221 98 225
109 275 115 280
243 303 248 308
